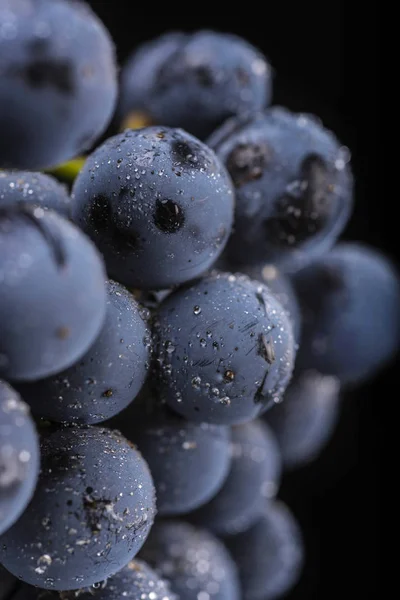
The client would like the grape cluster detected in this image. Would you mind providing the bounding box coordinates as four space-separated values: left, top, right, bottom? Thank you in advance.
0 3 395 599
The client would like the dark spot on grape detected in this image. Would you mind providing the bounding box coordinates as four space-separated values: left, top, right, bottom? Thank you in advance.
264 153 333 247
258 333 275 364
118 186 132 200
154 200 185 233
193 65 215 87
56 326 70 340
254 370 269 405
89 195 111 232
226 142 271 187
42 447 72 472
10 59 75 94
82 495 112 533
113 229 140 252
89 195 140 253
255 291 269 317
102 389 113 398
171 139 209 170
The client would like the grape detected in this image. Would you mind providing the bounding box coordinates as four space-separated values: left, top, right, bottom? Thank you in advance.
153 271 296 424
208 108 354 271
0 206 107 381
223 501 304 599
189 419 281 534
16 281 151 424
140 520 240 600
265 370 341 468
118 30 272 139
125 405 231 516
0 0 117 169
0 426 156 590
72 127 234 290
293 243 400 383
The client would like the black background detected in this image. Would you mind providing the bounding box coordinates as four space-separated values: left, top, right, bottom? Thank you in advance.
88 3 381 597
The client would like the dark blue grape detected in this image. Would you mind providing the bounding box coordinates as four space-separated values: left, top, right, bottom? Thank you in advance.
0 171 71 217
223 501 304 600
0 0 117 170
12 560 177 600
125 405 231 516
0 381 39 536
208 108 354 271
0 426 156 590
16 281 151 424
153 271 296 425
72 127 234 290
140 520 240 600
265 370 341 468
0 206 107 381
293 243 400 383
189 419 281 534
118 31 272 139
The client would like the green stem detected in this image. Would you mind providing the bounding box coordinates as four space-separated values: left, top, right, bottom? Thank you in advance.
46 156 86 183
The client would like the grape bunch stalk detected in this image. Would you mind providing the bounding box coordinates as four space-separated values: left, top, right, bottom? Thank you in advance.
0 2 390 599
